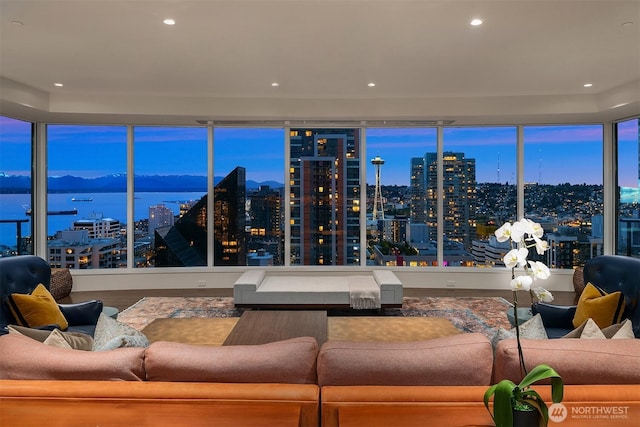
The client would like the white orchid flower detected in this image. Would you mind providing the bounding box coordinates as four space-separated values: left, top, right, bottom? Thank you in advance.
510 220 528 242
528 260 551 280
510 275 533 292
524 219 544 239
494 222 512 242
532 235 549 255
503 247 528 268
531 287 554 303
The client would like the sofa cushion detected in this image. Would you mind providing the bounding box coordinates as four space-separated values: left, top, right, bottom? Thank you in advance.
144 336 318 384
316 333 493 387
493 337 640 384
573 282 625 329
0 333 145 380
7 283 69 330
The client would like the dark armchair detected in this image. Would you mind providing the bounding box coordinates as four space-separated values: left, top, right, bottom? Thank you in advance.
533 255 640 338
0 255 103 336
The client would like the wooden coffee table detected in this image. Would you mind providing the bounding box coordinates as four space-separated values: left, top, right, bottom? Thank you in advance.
222 310 328 346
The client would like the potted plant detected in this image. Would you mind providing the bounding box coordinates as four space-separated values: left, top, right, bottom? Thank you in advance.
483 218 564 427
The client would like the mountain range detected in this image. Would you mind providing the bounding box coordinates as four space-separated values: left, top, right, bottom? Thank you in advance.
0 174 283 194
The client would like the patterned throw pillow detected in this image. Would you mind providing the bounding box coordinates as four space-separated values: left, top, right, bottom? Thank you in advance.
491 313 548 349
572 283 625 329
7 284 69 330
92 313 149 351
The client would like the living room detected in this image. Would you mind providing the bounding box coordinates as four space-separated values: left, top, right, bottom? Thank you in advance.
0 1 639 426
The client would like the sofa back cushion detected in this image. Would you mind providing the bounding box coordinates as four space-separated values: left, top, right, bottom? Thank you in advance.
144 336 318 384
0 334 145 381
493 338 640 384
316 333 493 387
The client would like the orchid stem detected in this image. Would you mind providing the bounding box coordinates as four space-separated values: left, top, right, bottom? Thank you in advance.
512 289 528 377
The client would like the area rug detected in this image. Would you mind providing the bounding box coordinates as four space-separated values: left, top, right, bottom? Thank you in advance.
118 296 512 339
140 316 461 346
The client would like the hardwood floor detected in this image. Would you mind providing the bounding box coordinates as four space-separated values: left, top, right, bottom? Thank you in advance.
60 288 577 312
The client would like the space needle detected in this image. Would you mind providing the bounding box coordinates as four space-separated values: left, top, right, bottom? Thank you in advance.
371 156 385 220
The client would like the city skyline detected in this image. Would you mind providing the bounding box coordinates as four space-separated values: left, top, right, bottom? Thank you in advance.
1 117 637 187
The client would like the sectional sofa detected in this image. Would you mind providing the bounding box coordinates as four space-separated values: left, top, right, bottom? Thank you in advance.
1 331 639 426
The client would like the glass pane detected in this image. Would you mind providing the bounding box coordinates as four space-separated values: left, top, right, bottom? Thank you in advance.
366 128 437 266
134 126 208 268
0 116 32 256
524 125 604 268
214 128 285 266
290 128 361 266
47 125 127 269
444 127 517 267
617 118 640 257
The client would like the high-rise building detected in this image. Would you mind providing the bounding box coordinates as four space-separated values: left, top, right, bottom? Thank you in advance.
410 157 427 224
289 128 360 265
154 167 246 266
213 166 247 266
411 152 477 249
148 204 174 235
248 185 283 265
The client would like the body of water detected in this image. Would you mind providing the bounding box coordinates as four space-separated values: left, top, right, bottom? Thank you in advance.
0 192 205 248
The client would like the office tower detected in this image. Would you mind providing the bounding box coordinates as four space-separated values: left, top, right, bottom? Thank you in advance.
289 128 360 266
410 157 427 224
155 167 246 267
248 185 283 265
148 204 174 235
371 156 385 220
213 166 247 266
422 152 477 250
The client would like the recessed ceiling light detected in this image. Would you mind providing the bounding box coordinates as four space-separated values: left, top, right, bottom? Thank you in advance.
470 18 483 26
367 82 376 87
163 18 176 25
11 20 23 27
54 83 63 87
271 82 280 87
583 83 593 88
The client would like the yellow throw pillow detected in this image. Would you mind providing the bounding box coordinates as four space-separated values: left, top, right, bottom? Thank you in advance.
572 282 625 329
7 284 69 330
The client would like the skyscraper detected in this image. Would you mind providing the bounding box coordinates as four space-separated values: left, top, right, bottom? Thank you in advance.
289 128 361 265
411 152 477 250
148 204 174 236
426 152 477 250
154 167 246 267
248 185 283 265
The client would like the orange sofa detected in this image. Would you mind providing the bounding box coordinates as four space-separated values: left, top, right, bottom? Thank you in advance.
1 331 639 426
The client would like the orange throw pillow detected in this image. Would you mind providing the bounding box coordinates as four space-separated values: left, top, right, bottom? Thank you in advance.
572 282 625 329
7 284 69 330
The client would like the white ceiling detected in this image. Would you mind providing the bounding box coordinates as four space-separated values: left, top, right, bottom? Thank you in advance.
1 0 639 126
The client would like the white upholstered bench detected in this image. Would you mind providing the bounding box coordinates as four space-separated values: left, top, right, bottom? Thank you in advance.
233 270 403 310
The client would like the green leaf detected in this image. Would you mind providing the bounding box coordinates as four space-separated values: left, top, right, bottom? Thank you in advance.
484 380 516 427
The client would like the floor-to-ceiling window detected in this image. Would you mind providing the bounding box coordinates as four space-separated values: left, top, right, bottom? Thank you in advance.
134 126 208 268
214 128 285 266
7 116 631 270
443 126 517 267
0 116 33 256
46 125 127 269
366 128 437 266
290 128 361 266
616 118 640 257
524 125 604 268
